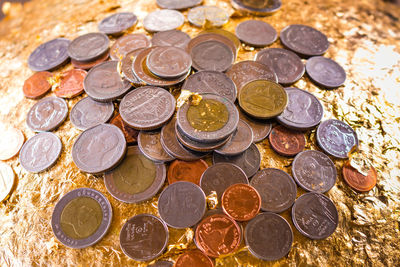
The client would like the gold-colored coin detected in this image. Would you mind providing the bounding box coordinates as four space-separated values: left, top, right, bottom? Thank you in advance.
200 28 241 50
0 162 15 202
238 79 288 119
187 99 229 132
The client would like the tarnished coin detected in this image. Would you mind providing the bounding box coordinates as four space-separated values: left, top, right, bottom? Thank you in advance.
280 24 329 57
143 9 185 32
188 33 237 60
68 33 109 62
175 250 214 267
269 125 305 157
199 28 241 51
182 71 237 103
235 20 277 47
292 192 338 239
215 120 253 156
0 127 24 160
231 0 282 15
104 146 166 203
110 33 150 60
28 38 70 71
239 79 287 119
316 119 358 159
167 159 208 185
71 51 109 70
191 40 234 72
98 12 137 35
120 86 176 130
84 60 131 102
51 188 112 249
54 69 87 98
255 48 305 85
188 6 229 27
120 214 168 261
120 48 143 84
342 161 377 192
277 87 323 131
239 109 272 143
151 30 191 50
157 0 202 9
149 260 174 267
26 96 68 132
292 150 337 193
72 124 126 174
306 56 346 88
245 212 293 261
138 130 175 162
19 132 62 173
110 113 139 144
213 143 260 178
250 168 297 213
0 162 15 202
23 71 52 99
70 97 114 131
158 181 206 228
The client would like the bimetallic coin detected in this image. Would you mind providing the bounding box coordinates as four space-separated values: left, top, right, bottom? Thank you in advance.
23 71 52 99
167 159 208 185
269 125 305 157
120 48 143 84
188 6 229 28
110 33 150 60
26 97 68 132
28 38 70 71
175 250 214 267
199 28 241 51
138 130 175 162
191 40 234 72
235 20 277 47
54 69 87 98
143 10 185 32
342 161 377 192
71 52 109 70
51 188 112 249
0 127 24 160
306 56 346 88
157 0 202 10
110 114 139 144
68 32 109 62
98 12 137 35
151 30 191 50
239 110 272 143
215 120 253 156
0 162 15 202
231 0 282 15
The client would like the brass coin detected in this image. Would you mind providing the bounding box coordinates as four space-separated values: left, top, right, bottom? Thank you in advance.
187 99 229 132
0 162 15 202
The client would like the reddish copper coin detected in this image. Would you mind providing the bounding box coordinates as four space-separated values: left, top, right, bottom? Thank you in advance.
195 213 241 258
342 161 377 192
54 69 87 98
221 184 261 221
168 159 208 185
23 71 53 99
175 250 214 267
71 52 109 70
269 125 305 157
110 113 139 144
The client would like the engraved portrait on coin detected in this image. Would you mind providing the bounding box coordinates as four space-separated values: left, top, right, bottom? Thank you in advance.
26 97 68 132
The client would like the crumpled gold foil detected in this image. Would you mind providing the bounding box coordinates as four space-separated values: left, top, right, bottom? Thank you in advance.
0 0 400 266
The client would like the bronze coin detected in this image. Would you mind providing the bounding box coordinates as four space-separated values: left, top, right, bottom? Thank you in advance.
68 32 110 62
151 30 191 50
235 20 277 47
175 250 214 267
120 48 143 84
138 130 175 162
54 69 87 98
0 127 24 160
342 161 377 192
268 125 305 157
167 159 208 185
110 33 150 60
110 113 139 144
238 109 272 143
23 71 53 99
188 6 230 28
215 120 253 156
98 12 138 35
143 9 185 32
71 51 109 70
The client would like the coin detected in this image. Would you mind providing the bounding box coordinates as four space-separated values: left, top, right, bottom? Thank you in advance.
143 9 184 32
23 71 53 99
68 32 109 62
175 250 214 267
0 127 24 160
277 87 323 131
110 33 150 61
188 6 229 27
255 48 305 85
120 48 143 84
168 159 208 185
342 161 377 192
306 56 346 88
239 109 272 143
215 120 253 156
181 71 237 103
292 150 337 193
316 119 358 159
158 181 206 228
188 33 237 60
70 97 114 131
138 130 175 162
291 192 338 239
199 28 241 51
231 0 282 15
104 146 166 203
151 30 191 50
84 60 132 102
250 168 297 213
71 51 109 70
268 125 305 157
0 162 15 202
120 86 176 130
51 188 112 249
98 12 137 35
28 38 70 71
157 0 202 10
235 20 277 47
19 132 62 173
149 260 174 267
239 79 287 119
213 143 260 178
110 113 139 144
245 212 293 261
72 124 126 174
54 69 87 98
26 96 68 132
280 24 329 57
190 40 234 72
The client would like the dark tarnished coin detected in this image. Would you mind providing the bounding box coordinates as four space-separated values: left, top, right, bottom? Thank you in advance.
250 168 297 213
255 48 305 85
138 130 175 162
235 20 277 47
158 181 206 228
68 32 109 62
277 87 323 131
104 146 166 203
70 97 114 131
231 0 282 15
191 40 234 72
199 28 241 51
188 6 230 28
120 214 168 261
19 132 62 173
110 114 139 144
213 143 260 178
292 192 338 239
120 86 176 130
306 56 346 88
71 51 109 70
110 33 150 61
151 30 191 50
23 71 53 99
143 9 185 32
51 188 112 249
245 212 293 261
157 0 202 10
316 119 358 159
182 71 237 103
54 69 87 98
149 260 174 267
175 250 214 267
188 33 237 59
167 159 208 185
28 38 70 71
215 120 253 156
98 12 137 35
72 124 126 174
268 125 305 157
26 96 68 132
239 109 272 143
120 48 143 84
84 60 131 102
292 150 337 193
280 24 329 57
342 161 377 192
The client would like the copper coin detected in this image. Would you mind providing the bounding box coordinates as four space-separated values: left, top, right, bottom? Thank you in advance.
238 109 272 143
143 9 185 32
269 125 305 157
151 30 191 50
231 0 282 15
306 56 346 89
110 33 150 60
71 51 109 70
54 69 87 98
0 162 15 202
0 127 24 160
195 213 241 258
68 32 110 62
138 130 175 162
215 120 253 156
120 48 143 84
23 71 53 99
235 20 277 47
110 113 139 144
221 184 261 221
342 161 377 192
168 159 208 185
175 250 214 267
98 12 137 35
28 38 70 71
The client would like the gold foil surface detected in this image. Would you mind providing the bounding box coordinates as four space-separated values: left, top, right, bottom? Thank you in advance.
0 0 400 266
